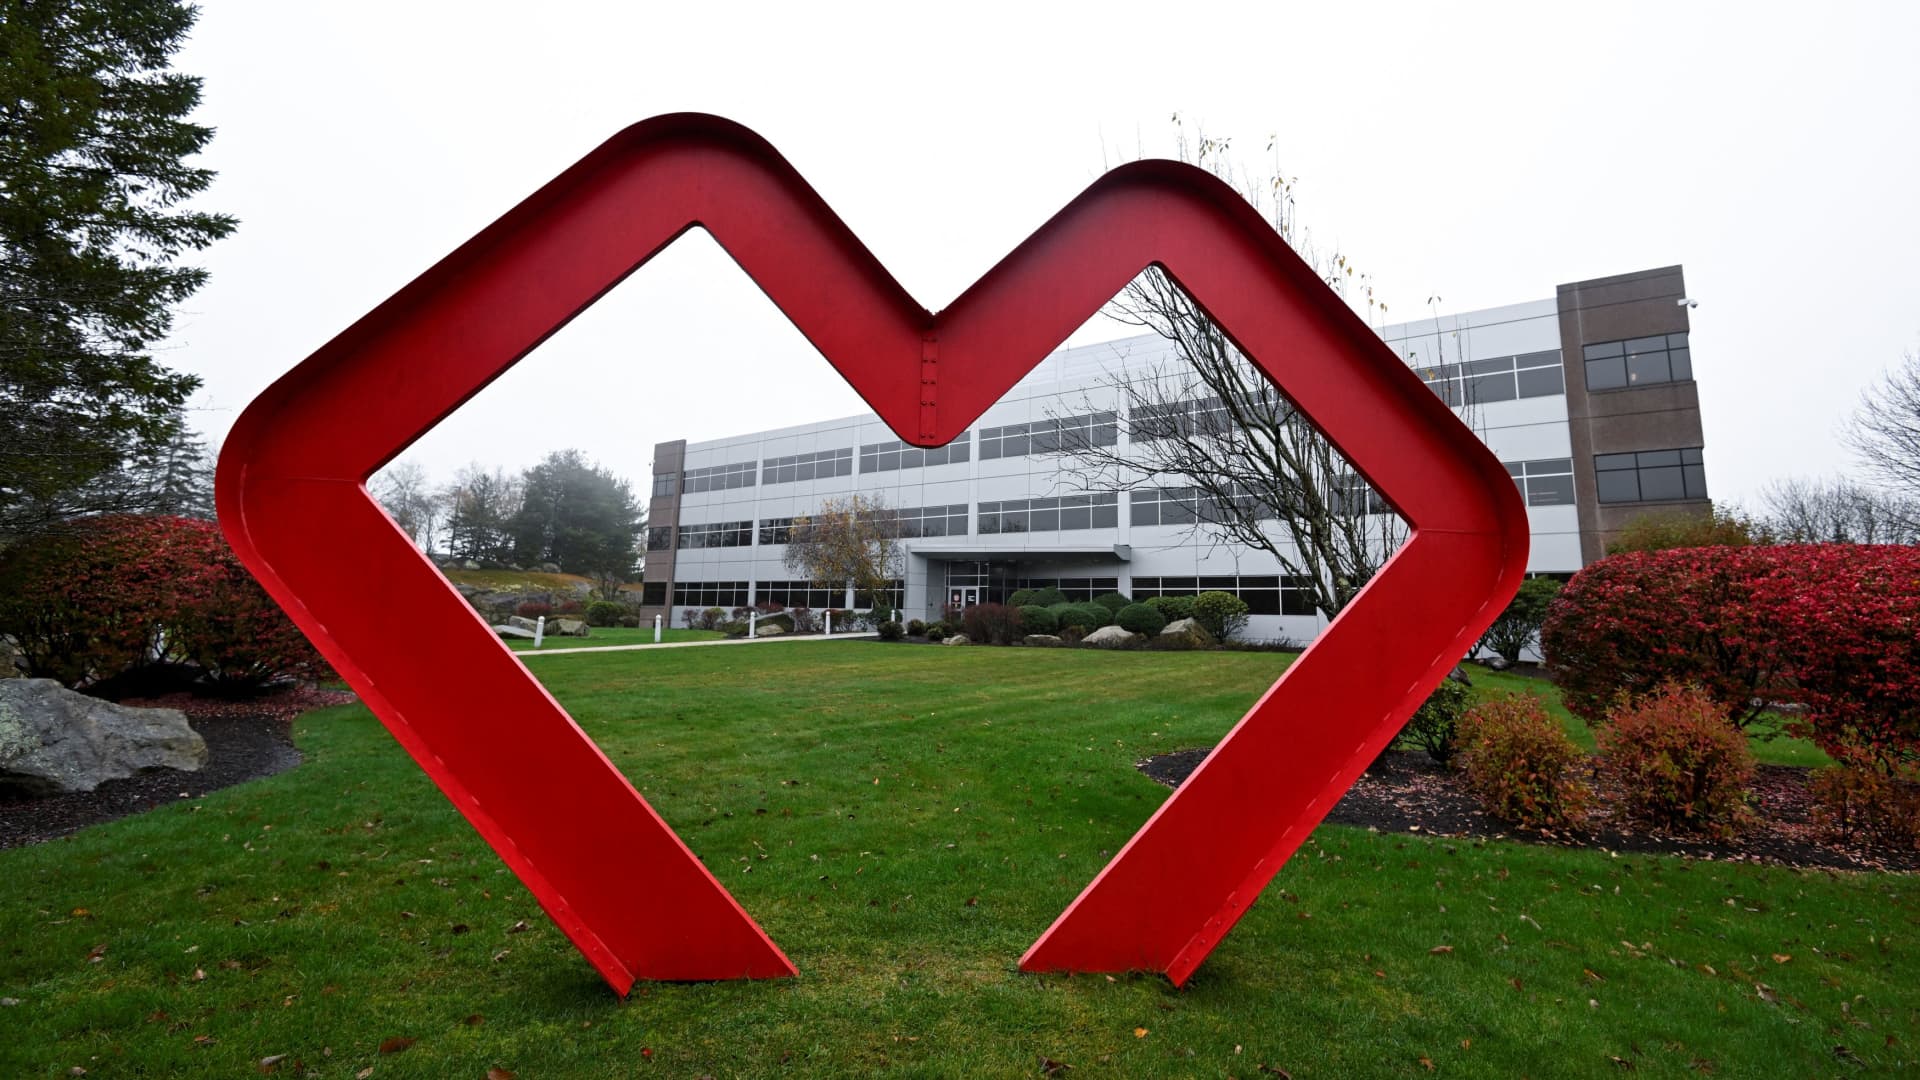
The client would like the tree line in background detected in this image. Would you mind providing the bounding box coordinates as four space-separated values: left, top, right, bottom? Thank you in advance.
372 449 645 582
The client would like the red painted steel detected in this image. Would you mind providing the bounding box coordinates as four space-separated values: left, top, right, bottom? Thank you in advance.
216 113 1528 995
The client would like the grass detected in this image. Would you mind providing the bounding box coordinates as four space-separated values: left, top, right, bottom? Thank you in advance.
504 627 726 651
2 645 1911 1077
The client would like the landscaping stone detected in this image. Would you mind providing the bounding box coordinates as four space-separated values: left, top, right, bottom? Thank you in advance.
508 615 541 632
1484 656 1512 671
1157 618 1214 648
494 625 536 639
0 679 207 796
941 634 971 646
754 623 787 637
1082 626 1140 648
550 618 590 637
1022 634 1063 647
1447 665 1473 686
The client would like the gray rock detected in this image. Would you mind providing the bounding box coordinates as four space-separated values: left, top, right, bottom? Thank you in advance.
508 615 542 632
494 625 536 640
550 618 590 637
1081 625 1140 648
1483 656 1512 672
754 623 787 637
1447 665 1474 686
461 560 481 570
539 562 562 574
0 679 207 796
1158 618 1215 647
941 633 971 646
1022 634 1063 647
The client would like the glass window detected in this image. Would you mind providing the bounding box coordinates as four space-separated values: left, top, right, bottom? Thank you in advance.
640 582 667 606
1586 356 1628 390
1584 334 1693 391
646 527 674 551
1468 372 1518 403
1516 366 1565 398
676 521 752 548
1594 448 1708 504
682 461 756 493
860 435 968 473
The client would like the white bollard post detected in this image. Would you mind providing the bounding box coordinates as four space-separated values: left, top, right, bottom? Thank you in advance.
653 614 662 644
534 615 545 649
749 610 758 638
824 611 832 637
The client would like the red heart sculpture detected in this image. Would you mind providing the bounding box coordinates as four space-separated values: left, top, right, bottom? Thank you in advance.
216 114 1527 995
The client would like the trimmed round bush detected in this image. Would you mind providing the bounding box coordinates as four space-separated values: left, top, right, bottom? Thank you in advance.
925 622 949 643
877 620 904 641
1114 602 1166 636
906 619 927 637
1144 595 1196 623
585 600 624 627
1028 587 1069 608
1093 591 1131 614
1397 678 1472 764
1018 605 1058 635
1192 591 1250 640
1455 693 1591 830
1056 603 1111 632
1007 589 1037 608
1596 682 1754 838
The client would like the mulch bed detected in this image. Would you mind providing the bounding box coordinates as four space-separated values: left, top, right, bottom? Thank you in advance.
0 687 355 851
1141 747 1920 874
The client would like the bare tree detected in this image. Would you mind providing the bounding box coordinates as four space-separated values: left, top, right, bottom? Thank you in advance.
372 459 444 554
783 494 903 604
1050 121 1417 619
1760 476 1919 544
1846 348 1920 501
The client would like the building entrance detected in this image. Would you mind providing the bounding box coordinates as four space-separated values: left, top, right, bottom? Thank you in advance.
947 585 981 610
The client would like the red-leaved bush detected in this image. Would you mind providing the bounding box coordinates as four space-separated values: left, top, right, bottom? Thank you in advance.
1545 545 1920 778
960 602 1023 646
1541 546 1783 731
1454 693 1591 830
1808 759 1920 848
1596 683 1755 838
0 514 326 697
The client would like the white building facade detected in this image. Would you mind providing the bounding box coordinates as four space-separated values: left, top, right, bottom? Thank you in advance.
639 265 1709 640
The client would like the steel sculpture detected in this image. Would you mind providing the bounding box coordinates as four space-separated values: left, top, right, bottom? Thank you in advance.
216 114 1528 995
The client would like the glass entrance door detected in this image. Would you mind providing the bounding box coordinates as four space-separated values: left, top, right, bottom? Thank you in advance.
947 586 981 610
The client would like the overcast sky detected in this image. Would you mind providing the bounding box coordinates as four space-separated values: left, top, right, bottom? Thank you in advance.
166 1 1919 507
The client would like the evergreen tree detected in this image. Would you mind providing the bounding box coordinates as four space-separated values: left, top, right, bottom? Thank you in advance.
507 450 642 578
0 0 236 536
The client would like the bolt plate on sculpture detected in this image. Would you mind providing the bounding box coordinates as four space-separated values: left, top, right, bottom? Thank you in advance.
216 114 1528 996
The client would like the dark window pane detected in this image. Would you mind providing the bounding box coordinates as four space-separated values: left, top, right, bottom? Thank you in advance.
1627 352 1670 385
1639 466 1685 501
1469 373 1518 403
1199 576 1235 590
1527 475 1575 505
1464 356 1516 375
1625 335 1667 353
1092 505 1117 528
1243 589 1280 615
1030 508 1058 531
1637 449 1681 467
1584 341 1624 359
1666 332 1689 349
1683 464 1708 498
1516 350 1561 368
1596 471 1641 503
1162 500 1195 525
1516 366 1565 397
1131 503 1157 526
1531 458 1572 475
1680 448 1703 464
1163 578 1197 592
1586 356 1628 390
1669 348 1692 380
1061 506 1090 530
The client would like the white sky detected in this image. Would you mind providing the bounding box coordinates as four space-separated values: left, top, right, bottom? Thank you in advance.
166 1 1920 507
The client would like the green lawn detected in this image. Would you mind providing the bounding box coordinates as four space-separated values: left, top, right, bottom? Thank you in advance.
505 626 726 651
1 645 1909 1077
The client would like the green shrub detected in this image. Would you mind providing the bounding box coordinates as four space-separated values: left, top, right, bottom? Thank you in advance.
1145 595 1196 623
1192 591 1250 640
906 619 927 637
585 600 625 627
719 620 748 637
1018 605 1058 635
1596 683 1754 839
877 621 904 641
1028 587 1069 608
1397 678 1472 763
925 622 950 642
1007 589 1037 608
868 602 894 626
1115 602 1167 636
1057 603 1111 632
1093 591 1131 614
1456 693 1591 830
1478 577 1562 662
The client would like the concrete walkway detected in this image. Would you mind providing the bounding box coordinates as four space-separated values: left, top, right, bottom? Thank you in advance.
516 631 880 657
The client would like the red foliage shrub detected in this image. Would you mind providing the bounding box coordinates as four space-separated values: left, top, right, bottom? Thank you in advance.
1455 694 1591 830
960 602 1022 645
0 515 325 696
1596 683 1754 838
1542 547 1782 731
514 601 552 618
1747 544 1920 773
1808 757 1920 848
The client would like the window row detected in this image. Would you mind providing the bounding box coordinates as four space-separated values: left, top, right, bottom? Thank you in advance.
979 411 1118 460
1506 458 1575 507
1129 395 1237 443
672 580 748 608
1131 574 1317 617
754 580 846 610
859 437 970 473
1417 350 1564 406
681 461 756 493
1011 577 1121 602
1584 333 1691 391
1595 447 1707 504
762 447 852 485
677 520 753 548
978 492 1120 534
892 503 969 538
650 473 679 498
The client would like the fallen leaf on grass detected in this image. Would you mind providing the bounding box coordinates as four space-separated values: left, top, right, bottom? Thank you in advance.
507 921 530 934
1772 954 1792 964
355 1069 373 1080
1609 1055 1634 1069
1418 1056 1435 1071
378 1037 415 1055
486 1069 516 1080
1037 1054 1071 1075
463 1014 483 1026
1429 946 1453 955
192 969 206 982
1256 1064 1293 1077
258 1054 287 1074
1133 1028 1148 1039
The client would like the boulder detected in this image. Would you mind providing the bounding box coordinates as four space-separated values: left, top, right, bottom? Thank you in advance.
1081 625 1140 648
550 618 590 637
754 623 787 637
1483 656 1512 672
539 562 563 574
508 615 541 632
0 679 207 796
941 633 971 646
494 625 536 640
1157 618 1214 648
1022 634 1063 647
461 560 481 570
1447 665 1473 686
